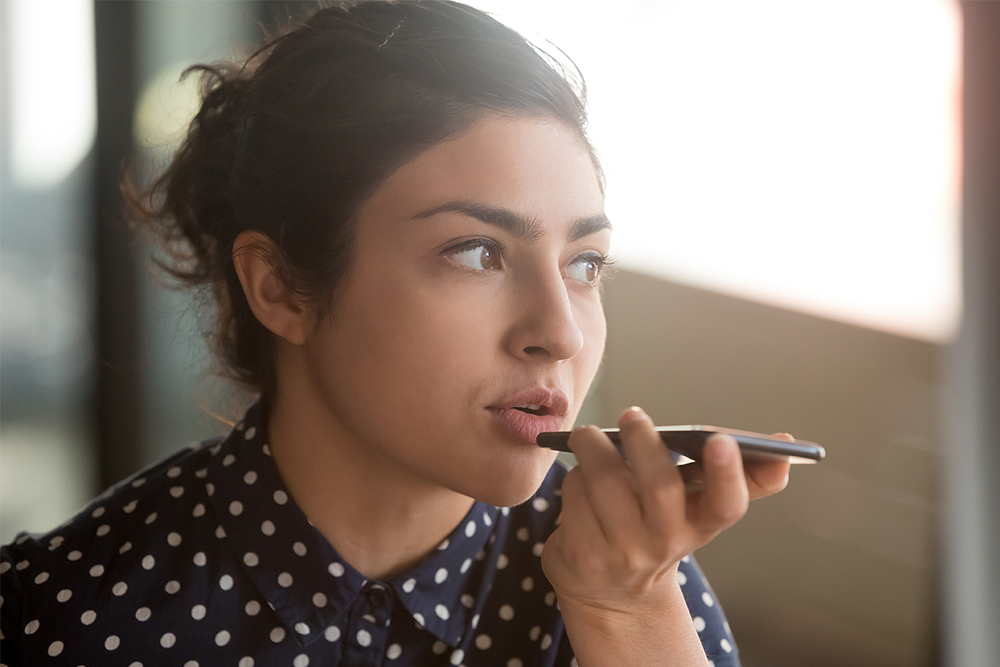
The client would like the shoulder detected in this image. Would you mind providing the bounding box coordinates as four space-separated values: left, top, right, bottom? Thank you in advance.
0 436 223 657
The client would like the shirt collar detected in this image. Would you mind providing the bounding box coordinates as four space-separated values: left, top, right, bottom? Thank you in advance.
206 401 499 648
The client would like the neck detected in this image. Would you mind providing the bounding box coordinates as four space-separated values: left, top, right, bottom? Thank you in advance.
264 383 475 581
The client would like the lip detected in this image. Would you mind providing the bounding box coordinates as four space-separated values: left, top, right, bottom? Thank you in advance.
486 387 570 445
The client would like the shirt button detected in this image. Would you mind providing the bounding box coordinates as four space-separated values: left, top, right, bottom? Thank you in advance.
365 584 388 609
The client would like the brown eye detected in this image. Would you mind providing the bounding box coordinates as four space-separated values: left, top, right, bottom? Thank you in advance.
447 241 502 271
567 254 604 285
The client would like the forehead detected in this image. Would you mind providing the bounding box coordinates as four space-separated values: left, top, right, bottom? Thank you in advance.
358 114 606 233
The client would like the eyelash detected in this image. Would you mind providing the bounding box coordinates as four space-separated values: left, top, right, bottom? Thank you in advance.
441 238 614 285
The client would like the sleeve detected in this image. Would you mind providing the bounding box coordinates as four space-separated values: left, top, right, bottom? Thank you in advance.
1 543 25 667
678 556 740 666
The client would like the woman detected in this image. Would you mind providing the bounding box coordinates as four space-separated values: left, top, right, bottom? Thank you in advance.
0 2 791 665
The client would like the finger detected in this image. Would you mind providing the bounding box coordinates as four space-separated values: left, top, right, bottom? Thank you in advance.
744 432 792 499
566 425 644 539
616 407 685 529
552 465 612 552
692 434 749 533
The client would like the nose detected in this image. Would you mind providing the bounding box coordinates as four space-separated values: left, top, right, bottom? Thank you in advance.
505 270 585 362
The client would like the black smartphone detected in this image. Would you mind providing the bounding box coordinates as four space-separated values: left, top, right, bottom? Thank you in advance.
536 426 826 464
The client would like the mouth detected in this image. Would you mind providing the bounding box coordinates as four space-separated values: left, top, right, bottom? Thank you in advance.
487 388 570 445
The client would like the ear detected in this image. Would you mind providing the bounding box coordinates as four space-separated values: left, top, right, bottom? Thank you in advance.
232 231 309 346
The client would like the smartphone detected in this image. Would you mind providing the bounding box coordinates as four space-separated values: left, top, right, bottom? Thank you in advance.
536 426 826 465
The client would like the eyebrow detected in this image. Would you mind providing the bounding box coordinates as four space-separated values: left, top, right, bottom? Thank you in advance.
412 201 612 243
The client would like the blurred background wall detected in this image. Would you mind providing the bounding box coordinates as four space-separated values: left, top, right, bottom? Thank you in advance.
2 1 997 666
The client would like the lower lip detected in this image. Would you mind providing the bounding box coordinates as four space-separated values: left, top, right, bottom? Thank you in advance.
487 408 565 445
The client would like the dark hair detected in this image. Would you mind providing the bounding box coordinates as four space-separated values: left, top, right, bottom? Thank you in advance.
130 0 597 397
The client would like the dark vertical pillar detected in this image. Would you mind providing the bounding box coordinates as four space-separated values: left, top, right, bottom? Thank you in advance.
942 3 1000 665
93 1 142 490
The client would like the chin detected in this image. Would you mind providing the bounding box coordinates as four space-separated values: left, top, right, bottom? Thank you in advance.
458 450 557 508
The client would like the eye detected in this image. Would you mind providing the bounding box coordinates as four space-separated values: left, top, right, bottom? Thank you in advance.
566 253 609 285
444 239 503 271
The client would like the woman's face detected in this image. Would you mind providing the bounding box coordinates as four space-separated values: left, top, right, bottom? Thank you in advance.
299 114 609 506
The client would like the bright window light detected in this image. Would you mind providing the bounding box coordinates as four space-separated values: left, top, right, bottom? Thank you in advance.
9 0 97 190
471 0 961 343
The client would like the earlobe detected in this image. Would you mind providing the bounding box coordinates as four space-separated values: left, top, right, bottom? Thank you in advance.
232 231 309 346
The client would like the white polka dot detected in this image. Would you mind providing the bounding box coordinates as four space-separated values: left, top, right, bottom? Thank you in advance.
81 610 97 625
123 500 137 514
541 633 552 650
402 578 416 593
24 620 39 634
239 658 254 667
141 555 155 570
702 591 715 607
413 613 426 627
223 454 236 466
262 444 272 456
273 490 288 505
215 630 231 646
465 521 477 538
112 581 127 596
677 570 688 586
245 426 257 440
184 662 198 667
129 662 143 667
167 532 182 547
295 622 310 635
499 604 515 621
206 483 215 496
521 576 534 592
165 580 181 594
193 552 207 566
357 629 372 647
192 604 206 620
90 564 104 577
160 632 176 648
270 627 286 643
230 501 244 516
720 638 733 653
261 520 276 536
435 604 450 620
693 616 706 632
293 655 309 667
476 634 492 650
450 649 465 665
167 466 182 478
96 524 110 537
496 554 509 569
278 572 293 587
144 512 157 525
244 552 259 567
132 478 147 488
461 594 475 608
245 600 261 616
220 575 234 590
67 550 82 561
293 542 307 556
328 562 345 577
483 511 493 526
532 542 545 557
118 542 132 554
682 555 691 562
472 613 480 628
48 640 64 656
532 497 550 511
57 589 72 602
192 503 206 517
34 572 49 584
135 607 151 622
324 625 341 642
195 468 208 478
0 562 9 574
170 486 184 498
244 471 257 485
312 592 328 607
437 538 450 551
387 642 403 659
105 634 120 650
516 527 530 541
544 591 556 606
507 660 523 667
460 557 472 574
215 525 226 538
432 640 447 654
435 567 448 584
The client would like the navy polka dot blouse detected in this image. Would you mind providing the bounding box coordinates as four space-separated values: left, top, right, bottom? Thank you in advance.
1 402 740 666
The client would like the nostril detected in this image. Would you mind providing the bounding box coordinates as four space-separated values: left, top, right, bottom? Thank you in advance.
523 346 546 355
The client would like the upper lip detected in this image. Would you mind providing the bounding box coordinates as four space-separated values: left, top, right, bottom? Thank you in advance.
490 387 570 417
